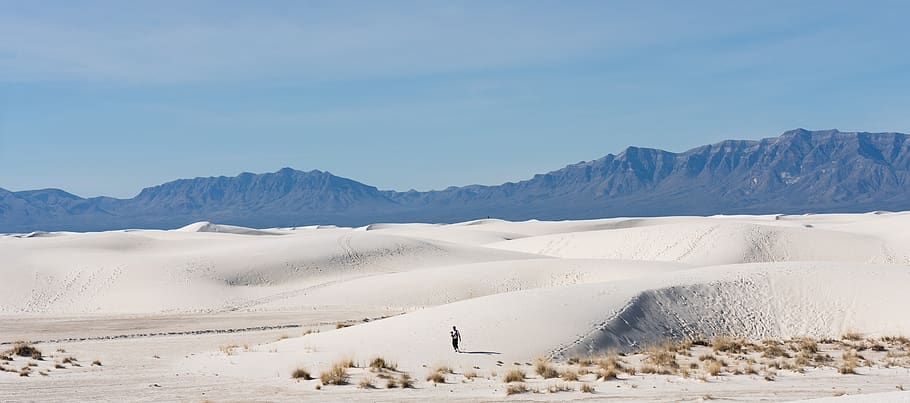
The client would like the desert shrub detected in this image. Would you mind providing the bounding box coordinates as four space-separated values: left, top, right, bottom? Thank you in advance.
761 340 790 358
369 357 396 371
386 378 397 388
534 359 559 379
291 367 311 380
92 360 102 367
8 342 42 360
320 362 349 385
560 370 578 381
712 336 749 354
505 383 528 395
706 360 722 376
580 383 596 393
598 366 618 380
358 376 376 389
842 332 863 341
503 368 526 383
463 370 478 379
595 352 624 371
426 370 446 384
398 373 414 388
840 350 858 374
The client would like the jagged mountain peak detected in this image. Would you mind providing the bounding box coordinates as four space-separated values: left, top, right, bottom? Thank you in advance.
3 129 910 232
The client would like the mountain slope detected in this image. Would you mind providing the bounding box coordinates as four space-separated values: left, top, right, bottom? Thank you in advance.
3 129 910 232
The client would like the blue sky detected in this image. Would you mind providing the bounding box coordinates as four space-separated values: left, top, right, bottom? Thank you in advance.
1 1 908 198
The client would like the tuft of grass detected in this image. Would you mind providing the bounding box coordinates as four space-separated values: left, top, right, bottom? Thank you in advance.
426 371 446 384
547 383 574 393
386 378 398 388
464 370 478 379
598 366 618 381
369 357 397 371
842 332 863 341
580 383 596 393
761 340 790 358
839 350 858 374
319 362 349 385
291 367 312 380
505 383 528 395
7 342 42 360
358 376 376 389
54 363 66 369
62 356 77 365
712 336 749 354
336 322 352 329
560 370 578 381
91 360 102 367
398 373 414 388
706 360 722 376
503 368 526 383
534 358 559 379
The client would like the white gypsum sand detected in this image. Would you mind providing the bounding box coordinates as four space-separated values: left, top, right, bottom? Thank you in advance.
1 213 910 402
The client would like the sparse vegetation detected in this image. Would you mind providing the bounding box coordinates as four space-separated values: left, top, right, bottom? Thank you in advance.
464 370 478 379
426 368 447 384
503 368 526 383
560 369 578 381
842 332 863 341
358 376 376 389
398 373 414 388
319 362 349 385
534 358 559 378
220 344 240 355
369 357 397 371
580 383 596 393
840 350 858 374
505 383 528 395
91 360 102 367
6 342 42 360
291 367 311 380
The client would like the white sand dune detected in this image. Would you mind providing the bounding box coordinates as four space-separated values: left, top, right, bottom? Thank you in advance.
3 212 910 401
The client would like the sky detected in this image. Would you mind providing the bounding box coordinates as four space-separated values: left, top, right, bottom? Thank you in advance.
1 1 909 198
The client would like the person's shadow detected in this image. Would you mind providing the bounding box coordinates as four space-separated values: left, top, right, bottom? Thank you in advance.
458 350 501 355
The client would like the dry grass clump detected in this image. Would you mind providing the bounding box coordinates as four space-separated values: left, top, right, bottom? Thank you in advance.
842 332 863 342
291 367 311 380
534 358 559 379
642 345 679 374
19 367 31 377
597 366 618 381
385 378 398 388
369 357 397 371
560 369 579 381
761 340 790 358
580 383 596 393
358 376 376 389
426 368 447 384
463 370 478 379
839 350 859 374
505 383 529 395
61 356 79 366
7 342 42 360
319 362 349 385
398 373 414 388
336 322 352 329
91 360 102 367
594 351 625 374
503 368 526 383
711 336 750 354
705 359 723 376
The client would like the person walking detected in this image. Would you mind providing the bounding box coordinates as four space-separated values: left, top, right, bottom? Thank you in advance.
450 326 461 352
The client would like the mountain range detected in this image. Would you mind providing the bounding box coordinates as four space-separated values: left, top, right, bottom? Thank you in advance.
3 128 909 233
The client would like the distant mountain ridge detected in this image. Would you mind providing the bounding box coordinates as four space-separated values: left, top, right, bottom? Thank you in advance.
3 128 909 232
